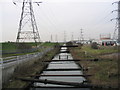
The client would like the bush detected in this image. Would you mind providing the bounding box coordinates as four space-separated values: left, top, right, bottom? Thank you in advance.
67 42 73 46
17 43 32 53
91 42 98 49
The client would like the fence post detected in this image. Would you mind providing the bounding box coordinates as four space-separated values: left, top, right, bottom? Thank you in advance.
67 55 68 60
17 56 19 65
59 55 60 59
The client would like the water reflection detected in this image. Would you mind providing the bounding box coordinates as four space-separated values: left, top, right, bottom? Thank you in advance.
31 45 90 90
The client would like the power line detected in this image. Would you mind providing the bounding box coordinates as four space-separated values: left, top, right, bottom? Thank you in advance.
90 4 114 31
39 4 59 31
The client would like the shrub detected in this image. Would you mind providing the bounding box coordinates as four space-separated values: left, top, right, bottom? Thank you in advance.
67 42 73 46
17 43 32 53
91 42 98 49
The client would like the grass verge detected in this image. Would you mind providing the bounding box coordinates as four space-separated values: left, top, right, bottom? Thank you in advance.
70 44 118 88
3 47 59 89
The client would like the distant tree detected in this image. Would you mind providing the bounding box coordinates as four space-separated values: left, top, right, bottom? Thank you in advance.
67 42 73 46
8 41 11 43
91 42 98 49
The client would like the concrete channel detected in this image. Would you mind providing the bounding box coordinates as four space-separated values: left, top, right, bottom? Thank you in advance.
30 44 90 90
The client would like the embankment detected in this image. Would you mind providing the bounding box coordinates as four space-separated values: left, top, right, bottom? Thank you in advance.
2 46 59 89
69 45 118 88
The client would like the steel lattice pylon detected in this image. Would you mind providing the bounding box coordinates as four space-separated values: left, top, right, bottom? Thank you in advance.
16 0 40 43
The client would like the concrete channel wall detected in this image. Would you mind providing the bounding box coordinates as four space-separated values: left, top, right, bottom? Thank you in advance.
1 48 53 85
30 44 90 89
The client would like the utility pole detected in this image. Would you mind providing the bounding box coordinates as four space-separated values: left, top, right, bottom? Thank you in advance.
55 34 58 43
51 34 53 42
118 1 120 43
71 32 74 42
78 37 80 43
16 0 41 45
64 31 66 43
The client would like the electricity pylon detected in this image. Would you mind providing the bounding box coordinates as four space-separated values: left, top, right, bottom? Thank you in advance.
80 29 84 43
16 0 41 44
71 32 74 42
64 31 66 43
113 21 118 40
112 1 120 43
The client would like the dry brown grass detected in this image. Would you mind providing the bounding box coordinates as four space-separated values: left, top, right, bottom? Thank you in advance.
70 45 118 88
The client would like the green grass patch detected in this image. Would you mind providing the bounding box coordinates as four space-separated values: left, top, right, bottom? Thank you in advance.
2 42 17 51
81 45 118 56
2 51 40 58
2 42 59 57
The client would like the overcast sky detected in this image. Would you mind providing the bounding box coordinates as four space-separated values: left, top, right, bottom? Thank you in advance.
0 0 118 42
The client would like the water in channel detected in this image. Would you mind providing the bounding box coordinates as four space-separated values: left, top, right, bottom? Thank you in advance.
30 44 90 90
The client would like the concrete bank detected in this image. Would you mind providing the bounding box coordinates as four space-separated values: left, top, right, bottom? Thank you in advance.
2 47 59 89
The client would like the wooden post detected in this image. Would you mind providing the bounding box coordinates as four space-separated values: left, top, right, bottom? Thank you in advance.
59 55 60 59
67 55 68 60
17 77 113 88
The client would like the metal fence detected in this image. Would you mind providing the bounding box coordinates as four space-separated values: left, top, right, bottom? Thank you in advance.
0 48 53 69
